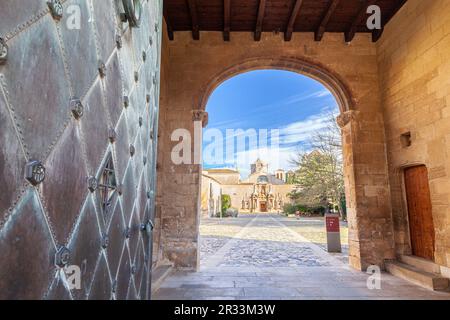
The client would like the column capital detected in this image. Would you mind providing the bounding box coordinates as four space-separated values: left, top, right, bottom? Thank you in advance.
336 110 360 129
192 110 208 128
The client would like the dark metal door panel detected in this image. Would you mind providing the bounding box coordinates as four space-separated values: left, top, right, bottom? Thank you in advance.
0 0 163 300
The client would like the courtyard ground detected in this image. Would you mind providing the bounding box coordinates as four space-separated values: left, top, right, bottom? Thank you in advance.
153 214 450 300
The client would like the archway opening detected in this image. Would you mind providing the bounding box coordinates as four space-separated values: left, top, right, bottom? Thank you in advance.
200 69 350 270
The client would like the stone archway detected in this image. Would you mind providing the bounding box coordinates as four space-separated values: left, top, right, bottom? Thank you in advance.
198 57 355 114
155 32 395 272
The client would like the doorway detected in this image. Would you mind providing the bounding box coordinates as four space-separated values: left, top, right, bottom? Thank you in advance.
404 165 435 261
259 202 267 212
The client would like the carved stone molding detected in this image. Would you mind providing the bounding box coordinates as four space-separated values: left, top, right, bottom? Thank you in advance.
337 110 360 129
192 110 209 127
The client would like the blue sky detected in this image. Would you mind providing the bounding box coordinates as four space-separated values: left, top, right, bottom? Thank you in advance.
203 70 339 178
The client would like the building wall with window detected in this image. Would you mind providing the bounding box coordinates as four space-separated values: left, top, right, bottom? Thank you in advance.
202 160 295 214
200 173 222 217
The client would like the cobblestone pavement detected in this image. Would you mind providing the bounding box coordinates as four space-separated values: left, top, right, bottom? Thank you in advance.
203 215 333 268
154 214 450 300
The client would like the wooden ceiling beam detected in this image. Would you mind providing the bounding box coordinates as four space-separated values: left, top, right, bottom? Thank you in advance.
345 0 378 42
187 0 200 40
164 0 406 42
163 4 174 41
284 0 304 41
315 0 340 42
224 0 231 41
255 0 267 41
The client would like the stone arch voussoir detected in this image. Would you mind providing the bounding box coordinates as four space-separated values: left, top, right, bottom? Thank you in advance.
198 57 356 114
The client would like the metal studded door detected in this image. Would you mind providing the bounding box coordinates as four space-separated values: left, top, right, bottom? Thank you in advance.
0 0 162 300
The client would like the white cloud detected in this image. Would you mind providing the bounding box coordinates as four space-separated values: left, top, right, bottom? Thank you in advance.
278 107 338 145
252 89 333 113
207 89 334 130
203 90 339 177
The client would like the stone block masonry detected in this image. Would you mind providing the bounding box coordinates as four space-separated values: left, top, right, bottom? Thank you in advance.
156 29 395 271
377 0 450 273
155 0 450 274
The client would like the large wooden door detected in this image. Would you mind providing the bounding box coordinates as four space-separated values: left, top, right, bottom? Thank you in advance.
404 166 435 261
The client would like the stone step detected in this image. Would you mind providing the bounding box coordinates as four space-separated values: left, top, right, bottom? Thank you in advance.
151 264 173 294
400 255 441 274
386 261 449 291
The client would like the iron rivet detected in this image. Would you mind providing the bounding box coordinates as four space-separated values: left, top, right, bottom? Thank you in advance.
125 227 131 239
143 156 147 166
130 144 135 157
119 12 128 23
55 246 70 268
0 38 8 65
70 98 83 120
101 234 109 249
108 128 117 143
131 265 136 274
112 280 117 293
155 23 159 32
47 0 63 21
98 60 106 78
152 74 157 85
146 94 150 103
150 131 154 140
25 160 45 186
123 96 129 108
87 176 98 192
144 220 154 237
116 183 123 195
141 220 154 237
142 51 146 62
134 71 139 82
138 117 143 127
146 190 153 199
149 36 153 46
115 34 122 49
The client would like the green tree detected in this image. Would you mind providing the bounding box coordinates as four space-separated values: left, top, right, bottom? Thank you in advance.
221 194 231 217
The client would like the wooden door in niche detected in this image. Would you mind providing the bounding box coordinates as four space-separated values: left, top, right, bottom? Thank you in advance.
404 165 435 261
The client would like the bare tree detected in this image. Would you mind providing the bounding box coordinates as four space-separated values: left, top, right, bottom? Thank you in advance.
290 112 345 218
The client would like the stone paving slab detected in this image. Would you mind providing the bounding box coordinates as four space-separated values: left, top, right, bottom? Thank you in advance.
153 214 450 300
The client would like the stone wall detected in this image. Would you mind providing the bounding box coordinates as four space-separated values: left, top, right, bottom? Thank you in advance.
200 174 222 217
0 0 162 300
156 30 395 270
220 184 294 212
204 170 241 185
377 0 450 275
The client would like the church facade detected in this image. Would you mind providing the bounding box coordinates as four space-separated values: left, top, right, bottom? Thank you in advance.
201 159 296 216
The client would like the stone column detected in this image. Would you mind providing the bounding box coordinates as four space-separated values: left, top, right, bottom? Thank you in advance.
337 110 395 270
191 110 208 269
158 108 208 270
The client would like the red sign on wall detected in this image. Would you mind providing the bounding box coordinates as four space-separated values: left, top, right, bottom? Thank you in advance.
326 215 340 233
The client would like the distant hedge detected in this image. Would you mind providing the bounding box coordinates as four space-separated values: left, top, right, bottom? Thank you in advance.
221 194 231 215
283 204 326 216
